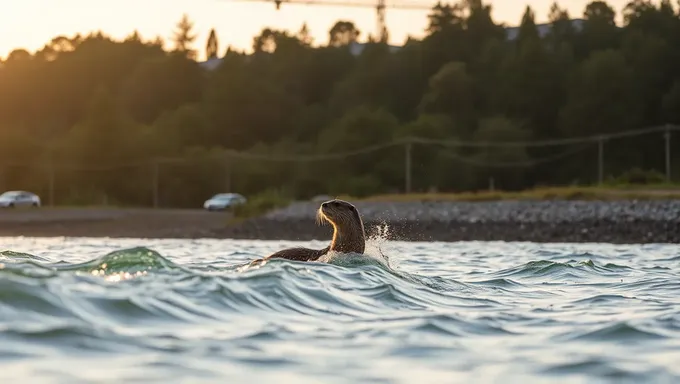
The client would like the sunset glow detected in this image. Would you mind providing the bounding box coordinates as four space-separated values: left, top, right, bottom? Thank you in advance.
0 0 631 60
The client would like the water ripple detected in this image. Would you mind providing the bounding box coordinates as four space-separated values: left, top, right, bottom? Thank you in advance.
0 237 679 382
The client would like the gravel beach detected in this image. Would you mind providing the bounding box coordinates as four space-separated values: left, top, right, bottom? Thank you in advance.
0 200 678 243
219 200 680 244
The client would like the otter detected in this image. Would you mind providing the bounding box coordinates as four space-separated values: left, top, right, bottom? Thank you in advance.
250 199 365 265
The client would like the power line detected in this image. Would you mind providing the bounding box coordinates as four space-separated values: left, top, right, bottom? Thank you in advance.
222 0 432 9
414 125 680 148
223 140 405 161
1 124 676 167
436 143 594 168
219 0 435 42
1 124 675 204
215 124 678 162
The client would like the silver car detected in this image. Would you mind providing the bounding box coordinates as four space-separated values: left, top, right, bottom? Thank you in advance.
0 191 41 208
203 193 246 211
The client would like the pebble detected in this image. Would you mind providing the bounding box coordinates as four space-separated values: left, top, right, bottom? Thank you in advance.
217 200 680 244
264 200 680 223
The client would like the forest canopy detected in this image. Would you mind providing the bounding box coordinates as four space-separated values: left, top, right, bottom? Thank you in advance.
0 0 679 207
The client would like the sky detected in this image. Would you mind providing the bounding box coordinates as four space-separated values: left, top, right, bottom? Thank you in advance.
0 0 631 61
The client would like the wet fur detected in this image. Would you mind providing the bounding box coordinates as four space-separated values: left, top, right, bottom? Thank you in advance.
252 199 365 264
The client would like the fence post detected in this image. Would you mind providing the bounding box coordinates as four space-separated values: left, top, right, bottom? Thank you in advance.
597 136 604 185
664 125 672 183
152 159 159 208
224 154 231 192
405 140 412 194
48 161 55 207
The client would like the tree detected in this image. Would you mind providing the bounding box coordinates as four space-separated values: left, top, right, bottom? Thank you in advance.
4 49 32 63
152 35 165 49
546 2 576 51
418 61 477 136
327 42 391 114
252 28 305 54
463 0 506 58
426 2 464 34
126 30 142 43
329 21 360 47
151 104 212 153
298 22 313 46
517 6 540 44
36 35 82 61
120 53 204 124
559 50 641 137
317 107 402 195
67 86 139 164
578 1 620 55
472 117 531 190
621 30 672 124
662 79 680 124
1 1 680 205
206 28 219 59
398 114 473 191
60 86 149 203
171 13 197 60
203 64 303 149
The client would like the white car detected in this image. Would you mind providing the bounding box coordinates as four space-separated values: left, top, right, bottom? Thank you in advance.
203 193 246 211
0 191 41 208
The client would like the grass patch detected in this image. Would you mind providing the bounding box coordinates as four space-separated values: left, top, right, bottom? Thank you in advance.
353 186 680 203
231 190 292 220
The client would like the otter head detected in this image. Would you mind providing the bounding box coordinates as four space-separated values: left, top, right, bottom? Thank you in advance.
317 199 365 254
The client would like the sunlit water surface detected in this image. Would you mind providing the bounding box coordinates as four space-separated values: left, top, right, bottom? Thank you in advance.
0 236 679 383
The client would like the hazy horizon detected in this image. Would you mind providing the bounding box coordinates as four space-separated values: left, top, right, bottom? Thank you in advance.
0 0 632 61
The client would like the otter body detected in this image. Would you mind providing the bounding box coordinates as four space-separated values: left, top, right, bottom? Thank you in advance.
252 199 365 264
265 246 330 262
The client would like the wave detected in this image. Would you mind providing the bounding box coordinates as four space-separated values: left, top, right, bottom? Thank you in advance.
0 242 657 325
555 321 669 342
0 240 676 334
1 238 679 383
490 259 634 281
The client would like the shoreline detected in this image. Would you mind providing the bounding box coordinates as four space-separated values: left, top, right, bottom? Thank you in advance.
217 218 680 244
0 200 678 243
218 199 680 244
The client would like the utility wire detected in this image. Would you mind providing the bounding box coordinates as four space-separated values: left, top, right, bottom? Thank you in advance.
1 124 676 167
413 125 680 148
223 140 405 161
436 142 594 168
219 0 434 10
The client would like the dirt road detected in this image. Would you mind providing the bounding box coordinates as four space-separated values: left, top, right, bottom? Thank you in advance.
0 207 232 238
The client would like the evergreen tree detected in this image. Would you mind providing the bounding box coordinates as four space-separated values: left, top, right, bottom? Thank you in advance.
171 13 197 60
206 28 219 59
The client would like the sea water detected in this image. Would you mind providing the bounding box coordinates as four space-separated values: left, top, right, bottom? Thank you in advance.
0 236 679 383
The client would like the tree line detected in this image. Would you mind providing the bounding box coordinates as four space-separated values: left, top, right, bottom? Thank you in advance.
1 1 679 207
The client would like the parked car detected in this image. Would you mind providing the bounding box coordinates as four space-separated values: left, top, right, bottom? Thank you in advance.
203 193 247 211
0 191 41 208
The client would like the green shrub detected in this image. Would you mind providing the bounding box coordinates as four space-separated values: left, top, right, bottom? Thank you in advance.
608 167 666 185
